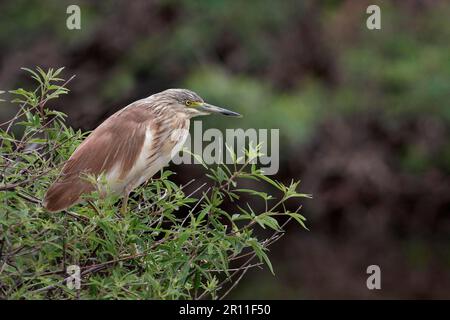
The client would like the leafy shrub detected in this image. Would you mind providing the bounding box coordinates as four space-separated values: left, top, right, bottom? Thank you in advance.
0 68 310 299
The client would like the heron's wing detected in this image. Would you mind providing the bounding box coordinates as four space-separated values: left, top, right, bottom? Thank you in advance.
44 105 153 212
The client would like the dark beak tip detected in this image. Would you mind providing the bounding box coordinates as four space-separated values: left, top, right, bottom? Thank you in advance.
225 111 242 117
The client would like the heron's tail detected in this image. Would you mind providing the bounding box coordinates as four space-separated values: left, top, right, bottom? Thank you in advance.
43 178 93 212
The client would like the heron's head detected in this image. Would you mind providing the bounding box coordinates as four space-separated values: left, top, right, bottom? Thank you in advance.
154 88 241 118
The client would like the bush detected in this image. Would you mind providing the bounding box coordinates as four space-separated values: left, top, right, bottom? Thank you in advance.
0 68 310 299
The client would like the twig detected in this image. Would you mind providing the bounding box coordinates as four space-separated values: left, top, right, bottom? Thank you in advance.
0 167 54 191
16 191 40 204
219 264 251 300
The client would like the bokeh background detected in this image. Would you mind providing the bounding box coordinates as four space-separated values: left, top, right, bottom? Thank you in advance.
1 0 449 299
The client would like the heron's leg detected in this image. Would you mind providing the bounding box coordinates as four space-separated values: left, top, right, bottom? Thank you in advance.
120 183 134 215
120 192 129 215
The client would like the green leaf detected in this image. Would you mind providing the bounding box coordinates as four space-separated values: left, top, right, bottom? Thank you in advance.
255 213 281 231
256 173 284 191
287 212 309 230
248 239 274 275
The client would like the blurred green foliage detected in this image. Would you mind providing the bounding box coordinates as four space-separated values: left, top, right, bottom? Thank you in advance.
2 1 447 139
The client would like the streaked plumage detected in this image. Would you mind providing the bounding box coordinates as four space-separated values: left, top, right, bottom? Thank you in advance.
44 89 240 213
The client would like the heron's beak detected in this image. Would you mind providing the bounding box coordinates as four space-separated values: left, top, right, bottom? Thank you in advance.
200 103 242 117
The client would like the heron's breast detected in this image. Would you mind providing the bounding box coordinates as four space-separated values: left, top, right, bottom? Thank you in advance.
160 118 190 158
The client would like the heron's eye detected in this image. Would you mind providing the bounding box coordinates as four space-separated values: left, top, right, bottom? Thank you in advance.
185 100 192 106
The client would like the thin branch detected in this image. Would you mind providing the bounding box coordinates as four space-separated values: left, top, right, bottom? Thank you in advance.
0 167 54 191
219 264 251 300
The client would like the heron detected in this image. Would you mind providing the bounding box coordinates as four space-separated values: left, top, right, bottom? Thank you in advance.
43 89 241 213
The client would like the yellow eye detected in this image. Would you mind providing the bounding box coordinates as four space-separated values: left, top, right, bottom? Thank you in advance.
185 100 192 106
